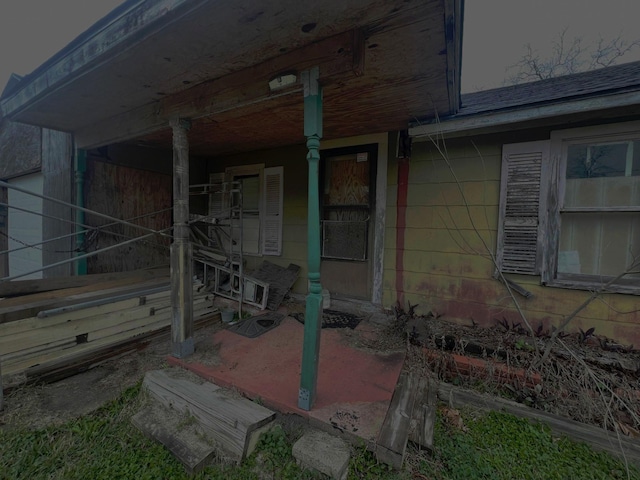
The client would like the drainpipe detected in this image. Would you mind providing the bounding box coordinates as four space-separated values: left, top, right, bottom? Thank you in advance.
395 131 412 308
74 148 87 276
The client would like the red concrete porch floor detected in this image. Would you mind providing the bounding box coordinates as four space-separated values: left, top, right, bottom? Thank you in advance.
168 315 405 444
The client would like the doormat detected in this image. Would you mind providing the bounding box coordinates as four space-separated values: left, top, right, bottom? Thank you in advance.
227 312 285 338
292 309 364 330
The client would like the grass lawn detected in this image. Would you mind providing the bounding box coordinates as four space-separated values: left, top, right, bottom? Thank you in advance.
1 384 637 480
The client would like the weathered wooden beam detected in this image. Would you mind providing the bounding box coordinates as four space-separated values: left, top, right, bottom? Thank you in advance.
298 67 323 411
170 118 194 358
0 277 169 324
376 371 418 469
409 377 437 451
142 369 276 462
0 268 169 298
75 30 364 149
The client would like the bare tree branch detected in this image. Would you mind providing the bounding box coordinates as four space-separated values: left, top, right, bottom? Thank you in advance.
505 28 640 85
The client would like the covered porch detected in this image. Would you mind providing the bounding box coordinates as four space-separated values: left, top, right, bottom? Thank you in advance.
0 0 462 411
168 300 406 445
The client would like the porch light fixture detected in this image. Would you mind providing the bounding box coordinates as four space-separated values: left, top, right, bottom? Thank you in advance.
268 72 298 91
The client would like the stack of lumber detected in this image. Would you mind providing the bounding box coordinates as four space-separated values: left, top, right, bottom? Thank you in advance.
0 269 217 380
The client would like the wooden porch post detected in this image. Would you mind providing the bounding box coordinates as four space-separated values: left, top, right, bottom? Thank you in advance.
170 117 194 358
299 67 323 411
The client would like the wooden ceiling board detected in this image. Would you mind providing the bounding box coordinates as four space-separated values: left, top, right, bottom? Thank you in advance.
2 0 459 157
127 15 450 157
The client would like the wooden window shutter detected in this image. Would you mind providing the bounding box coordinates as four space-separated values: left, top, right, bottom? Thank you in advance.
497 141 550 275
261 166 283 256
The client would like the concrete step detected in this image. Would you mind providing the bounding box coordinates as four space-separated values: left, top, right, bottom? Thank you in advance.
292 429 351 480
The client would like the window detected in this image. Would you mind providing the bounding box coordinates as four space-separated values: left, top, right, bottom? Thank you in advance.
498 122 640 293
209 164 283 256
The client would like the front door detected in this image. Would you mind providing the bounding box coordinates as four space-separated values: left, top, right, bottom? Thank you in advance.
320 144 377 299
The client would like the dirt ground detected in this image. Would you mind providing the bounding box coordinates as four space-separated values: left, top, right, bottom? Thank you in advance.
0 321 224 431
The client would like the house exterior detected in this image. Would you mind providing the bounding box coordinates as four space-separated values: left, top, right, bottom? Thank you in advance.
408 61 640 346
1 0 639 380
0 0 464 408
0 74 74 279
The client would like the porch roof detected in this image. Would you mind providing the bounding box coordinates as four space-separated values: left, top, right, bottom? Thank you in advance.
0 0 463 156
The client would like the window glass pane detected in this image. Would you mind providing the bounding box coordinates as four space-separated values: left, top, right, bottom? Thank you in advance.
558 212 640 278
237 174 260 211
564 141 640 208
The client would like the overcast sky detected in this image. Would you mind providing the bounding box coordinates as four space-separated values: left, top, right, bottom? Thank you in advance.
1 1 640 96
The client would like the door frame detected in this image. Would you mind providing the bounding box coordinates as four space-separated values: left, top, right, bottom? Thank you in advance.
320 133 388 304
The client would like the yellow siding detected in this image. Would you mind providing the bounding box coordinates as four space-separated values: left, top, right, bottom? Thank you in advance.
384 135 640 345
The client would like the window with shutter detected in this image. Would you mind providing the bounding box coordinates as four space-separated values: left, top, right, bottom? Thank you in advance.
262 166 283 256
497 141 550 275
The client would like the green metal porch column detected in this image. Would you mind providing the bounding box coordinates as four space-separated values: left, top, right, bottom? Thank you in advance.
74 148 87 276
170 118 194 358
299 67 323 411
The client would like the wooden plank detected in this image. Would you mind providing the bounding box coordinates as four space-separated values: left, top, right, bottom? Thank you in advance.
0 295 209 357
143 369 275 461
0 290 172 337
409 377 437 451
376 371 418 469
0 267 169 298
84 160 171 274
16 312 219 386
75 29 363 149
1 294 210 362
437 382 640 467
2 304 215 376
132 404 218 474
0 277 170 323
41 128 74 278
2 298 213 374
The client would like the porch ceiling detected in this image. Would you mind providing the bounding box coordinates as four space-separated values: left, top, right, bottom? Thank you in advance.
0 0 462 157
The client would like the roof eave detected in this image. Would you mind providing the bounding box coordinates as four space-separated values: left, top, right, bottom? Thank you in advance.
408 89 640 139
0 0 206 122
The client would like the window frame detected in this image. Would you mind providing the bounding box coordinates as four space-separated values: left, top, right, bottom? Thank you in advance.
546 121 640 294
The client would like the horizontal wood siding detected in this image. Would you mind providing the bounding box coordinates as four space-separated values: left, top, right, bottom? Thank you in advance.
385 133 640 346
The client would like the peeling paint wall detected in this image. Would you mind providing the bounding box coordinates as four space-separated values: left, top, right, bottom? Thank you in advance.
384 131 640 346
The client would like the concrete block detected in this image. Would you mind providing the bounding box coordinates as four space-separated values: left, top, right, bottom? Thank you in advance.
292 430 350 480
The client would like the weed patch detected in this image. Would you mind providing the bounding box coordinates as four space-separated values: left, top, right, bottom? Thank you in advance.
418 409 639 480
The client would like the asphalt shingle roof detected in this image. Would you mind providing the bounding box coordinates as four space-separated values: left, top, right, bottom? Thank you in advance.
457 60 640 117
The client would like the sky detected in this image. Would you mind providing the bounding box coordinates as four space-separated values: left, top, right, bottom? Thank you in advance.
0 1 640 96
